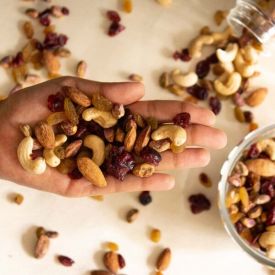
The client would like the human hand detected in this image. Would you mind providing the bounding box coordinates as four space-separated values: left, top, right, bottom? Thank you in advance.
0 76 226 197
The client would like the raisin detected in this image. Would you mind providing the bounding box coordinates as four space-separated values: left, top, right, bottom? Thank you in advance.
187 84 208 100
180 48 192 62
209 96 222 115
188 193 211 214
108 22 125 36
57 255 74 267
118 254 126 269
196 60 210 79
139 191 152 206
140 147 161 166
106 10 121 22
243 111 254 123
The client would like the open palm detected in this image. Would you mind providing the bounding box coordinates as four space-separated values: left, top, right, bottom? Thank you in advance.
0 76 226 197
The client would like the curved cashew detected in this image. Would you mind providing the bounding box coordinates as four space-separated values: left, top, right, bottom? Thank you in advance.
17 136 46 174
172 72 198 88
82 107 117 128
242 45 259 65
212 27 233 44
259 232 275 249
83 135 105 166
220 62 234 73
151 125 187 147
216 43 239 63
256 139 275 160
189 35 214 58
234 51 255 78
43 134 67 167
214 72 242 96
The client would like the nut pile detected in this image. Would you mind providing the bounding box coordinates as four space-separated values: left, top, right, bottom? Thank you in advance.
160 10 268 131
17 86 190 186
226 138 275 259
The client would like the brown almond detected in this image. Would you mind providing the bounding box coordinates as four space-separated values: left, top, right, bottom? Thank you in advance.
104 128 115 143
43 50 61 75
77 156 107 187
115 128 125 143
91 271 113 275
124 121 137 152
34 122 55 149
103 251 119 273
156 248 171 271
35 234 50 259
64 86 91 107
245 88 268 107
134 126 151 154
65 140 83 158
64 97 79 125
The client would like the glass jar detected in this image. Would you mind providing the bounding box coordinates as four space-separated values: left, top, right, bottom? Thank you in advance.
218 124 275 268
228 0 275 43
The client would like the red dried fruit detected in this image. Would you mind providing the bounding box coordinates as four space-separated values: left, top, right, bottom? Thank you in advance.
118 254 126 269
206 52 218 64
30 149 43 160
12 52 24 68
57 255 75 267
139 191 152 206
243 111 254 123
173 51 181 60
261 179 275 198
232 92 245 107
108 22 125 36
106 10 121 22
188 193 211 214
266 203 275 226
246 143 260 159
180 48 192 62
173 112 191 128
39 16 51 26
196 60 210 79
74 122 88 138
235 221 244 233
47 92 65 112
140 147 161 166
61 7 70 15
209 96 222 115
0 55 13 68
187 84 208 100
68 168 83 180
44 32 68 50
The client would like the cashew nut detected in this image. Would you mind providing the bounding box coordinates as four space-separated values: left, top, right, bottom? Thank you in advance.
17 136 47 174
216 43 239 63
259 232 275 249
245 159 275 177
220 62 234 74
82 107 117 128
256 139 275 160
172 72 198 88
43 134 67 168
211 27 233 44
241 45 259 65
83 135 105 166
214 72 242 96
234 51 255 78
151 125 187 147
189 35 214 58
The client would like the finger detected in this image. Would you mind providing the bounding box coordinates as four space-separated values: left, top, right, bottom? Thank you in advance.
186 124 227 149
157 148 210 170
64 173 175 197
59 76 145 105
129 100 216 126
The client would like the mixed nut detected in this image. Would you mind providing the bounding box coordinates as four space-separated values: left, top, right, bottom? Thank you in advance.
17 87 190 186
226 138 275 259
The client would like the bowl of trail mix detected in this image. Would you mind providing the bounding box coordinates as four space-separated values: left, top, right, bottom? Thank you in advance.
219 124 275 268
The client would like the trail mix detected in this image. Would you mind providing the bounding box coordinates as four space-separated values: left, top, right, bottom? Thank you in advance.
226 138 275 259
160 10 267 132
17 87 189 185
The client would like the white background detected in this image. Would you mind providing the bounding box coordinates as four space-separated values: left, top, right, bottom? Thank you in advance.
1 0 275 274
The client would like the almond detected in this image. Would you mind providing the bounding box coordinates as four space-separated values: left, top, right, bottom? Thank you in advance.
34 122 55 149
245 88 268 107
65 140 83 158
103 251 119 273
124 120 137 152
64 86 91 107
43 50 61 75
91 271 113 275
77 156 107 187
104 128 115 143
156 248 171 271
134 126 151 154
35 234 50 259
64 97 79 125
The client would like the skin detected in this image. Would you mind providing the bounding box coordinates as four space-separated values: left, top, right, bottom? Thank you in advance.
0 76 227 197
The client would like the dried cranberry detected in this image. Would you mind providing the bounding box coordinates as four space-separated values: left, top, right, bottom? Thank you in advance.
187 84 208 100
44 33 68 50
35 41 44 51
105 146 135 181
180 48 192 62
30 149 43 160
232 92 245 107
12 52 24 67
58 34 68 47
235 221 244 234
106 10 121 22
57 255 74 267
68 168 83 180
206 52 218 64
173 112 191 128
39 8 51 18
266 203 275 226
243 111 254 123
172 51 181 60
246 143 260 159
74 123 88 138
196 60 210 79
188 193 211 214
47 92 65 112
209 96 222 115
108 22 125 36
261 180 275 198
88 121 104 139
140 147 161 166
139 191 152 206
39 16 51 26
118 254 126 269
61 7 70 15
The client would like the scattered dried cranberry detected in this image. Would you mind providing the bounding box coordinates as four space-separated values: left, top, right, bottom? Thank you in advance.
235 221 244 234
266 202 275 226
180 48 192 62
188 193 211 214
172 51 181 60
140 147 161 166
105 146 135 181
61 7 70 15
261 179 275 198
243 111 254 123
44 33 68 50
196 60 210 79
12 52 24 67
39 16 51 26
187 84 208 100
209 96 222 115
246 143 260 159
57 255 74 267
173 112 191 128
108 22 125 36
68 168 83 180
139 191 152 206
106 10 121 22
47 92 65 112
118 254 126 269
206 52 218 64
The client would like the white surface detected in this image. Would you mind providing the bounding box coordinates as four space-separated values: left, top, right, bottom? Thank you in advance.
1 0 275 274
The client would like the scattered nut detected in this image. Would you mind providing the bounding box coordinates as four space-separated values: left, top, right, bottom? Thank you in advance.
245 88 268 107
76 60 87 78
126 208 139 223
156 248 171 271
150 228 161 243
35 234 50 259
106 242 119 252
189 35 214 58
103 251 119 274
14 194 24 205
23 21 34 39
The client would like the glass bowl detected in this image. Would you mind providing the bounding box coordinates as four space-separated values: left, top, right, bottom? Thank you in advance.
218 124 275 268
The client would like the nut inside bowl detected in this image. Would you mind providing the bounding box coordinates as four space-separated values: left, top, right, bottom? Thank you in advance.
219 124 275 268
